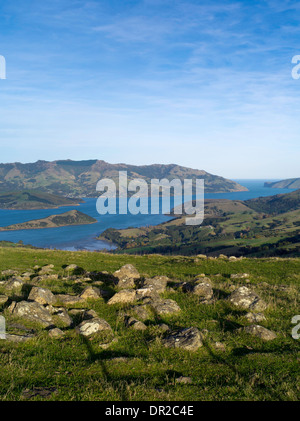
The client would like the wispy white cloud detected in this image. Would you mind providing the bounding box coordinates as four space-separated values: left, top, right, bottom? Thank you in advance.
0 0 299 177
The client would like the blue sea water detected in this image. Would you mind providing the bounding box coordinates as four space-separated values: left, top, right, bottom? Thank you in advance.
0 180 296 251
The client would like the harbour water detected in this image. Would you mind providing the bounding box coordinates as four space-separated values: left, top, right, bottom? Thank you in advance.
0 180 295 251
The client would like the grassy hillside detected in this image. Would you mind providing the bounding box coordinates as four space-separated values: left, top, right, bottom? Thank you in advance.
99 193 300 257
245 189 300 214
0 190 83 210
265 178 300 189
0 159 248 196
0 247 299 401
0 210 97 231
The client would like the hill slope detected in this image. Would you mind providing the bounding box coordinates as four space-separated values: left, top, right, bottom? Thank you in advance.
0 248 299 401
0 159 247 196
0 190 83 210
245 189 300 214
99 191 300 257
264 178 300 189
0 210 97 231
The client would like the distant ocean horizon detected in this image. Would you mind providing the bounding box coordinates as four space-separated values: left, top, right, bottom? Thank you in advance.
0 179 296 251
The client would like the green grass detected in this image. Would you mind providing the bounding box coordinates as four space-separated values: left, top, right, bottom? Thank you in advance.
0 247 299 401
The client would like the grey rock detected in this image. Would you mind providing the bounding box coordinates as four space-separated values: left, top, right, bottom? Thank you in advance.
20 272 33 281
124 316 147 331
64 264 85 275
55 294 84 306
82 309 99 320
68 309 85 317
142 276 169 294
38 265 54 275
4 333 35 342
143 297 181 316
113 264 140 289
157 323 170 333
148 298 181 316
65 264 79 271
135 286 158 300
76 318 112 337
79 286 102 300
230 273 250 279
2 269 19 277
243 325 277 341
7 301 17 313
10 301 53 327
31 274 58 284
192 279 214 302
214 342 226 351
245 312 266 323
28 287 56 305
4 277 24 291
176 376 192 384
0 295 9 305
228 287 267 312
107 289 137 305
131 304 152 321
52 307 73 327
48 328 65 338
162 327 203 351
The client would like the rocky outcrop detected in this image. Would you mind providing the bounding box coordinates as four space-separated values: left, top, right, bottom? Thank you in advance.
0 262 280 353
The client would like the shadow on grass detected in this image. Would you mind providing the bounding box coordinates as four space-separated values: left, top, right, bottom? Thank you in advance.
202 338 287 401
232 342 297 357
80 336 140 400
80 336 180 400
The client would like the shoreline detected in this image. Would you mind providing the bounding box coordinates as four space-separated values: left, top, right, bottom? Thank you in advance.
0 220 97 232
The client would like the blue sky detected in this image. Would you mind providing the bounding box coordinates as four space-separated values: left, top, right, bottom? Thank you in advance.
0 0 299 178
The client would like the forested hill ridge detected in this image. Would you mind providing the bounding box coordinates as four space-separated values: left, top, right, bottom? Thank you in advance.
0 190 83 210
0 159 247 197
0 210 97 231
264 178 300 189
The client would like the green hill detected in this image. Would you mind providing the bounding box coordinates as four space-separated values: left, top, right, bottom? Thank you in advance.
0 159 247 196
99 191 300 257
0 190 83 210
0 210 97 231
264 178 300 189
245 189 300 214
